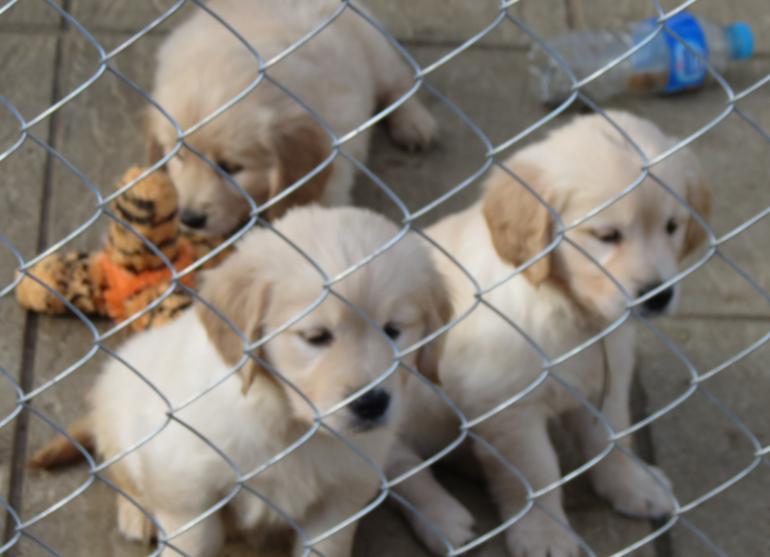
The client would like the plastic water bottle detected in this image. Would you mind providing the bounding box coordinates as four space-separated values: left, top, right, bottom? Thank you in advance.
530 13 754 105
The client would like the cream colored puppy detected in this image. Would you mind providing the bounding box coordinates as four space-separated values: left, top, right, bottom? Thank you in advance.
84 206 453 557
416 111 710 557
147 0 437 235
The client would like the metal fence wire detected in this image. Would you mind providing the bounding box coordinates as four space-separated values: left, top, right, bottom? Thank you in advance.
1 0 769 556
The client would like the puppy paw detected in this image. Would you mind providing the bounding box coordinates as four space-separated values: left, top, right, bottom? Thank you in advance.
388 98 437 152
117 497 154 542
411 493 475 555
507 511 581 557
593 458 675 519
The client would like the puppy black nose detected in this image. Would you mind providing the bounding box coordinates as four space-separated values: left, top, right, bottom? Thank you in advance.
180 210 207 229
638 282 674 314
350 389 390 423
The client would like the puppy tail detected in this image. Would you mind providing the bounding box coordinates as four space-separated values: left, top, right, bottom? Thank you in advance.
27 416 94 470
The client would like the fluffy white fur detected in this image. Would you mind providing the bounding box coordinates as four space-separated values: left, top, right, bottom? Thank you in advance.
147 0 437 235
89 206 459 557
402 111 710 557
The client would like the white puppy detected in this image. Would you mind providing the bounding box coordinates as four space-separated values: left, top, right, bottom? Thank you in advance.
147 0 437 235
407 111 710 557
75 206 454 557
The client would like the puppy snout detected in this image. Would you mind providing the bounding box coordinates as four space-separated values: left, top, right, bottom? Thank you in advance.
180 209 208 230
349 389 390 425
638 282 674 315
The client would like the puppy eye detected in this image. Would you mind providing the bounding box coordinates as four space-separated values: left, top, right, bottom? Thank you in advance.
592 228 623 244
300 328 333 347
383 322 401 340
665 218 679 235
216 159 244 175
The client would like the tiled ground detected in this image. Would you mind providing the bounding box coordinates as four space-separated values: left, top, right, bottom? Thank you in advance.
1 1 768 556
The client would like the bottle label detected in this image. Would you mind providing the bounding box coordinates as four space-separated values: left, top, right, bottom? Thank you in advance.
658 13 710 92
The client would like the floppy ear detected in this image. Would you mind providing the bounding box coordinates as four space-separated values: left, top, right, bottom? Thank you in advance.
264 115 332 220
196 252 272 394
144 107 165 165
416 278 453 383
482 161 554 285
681 178 711 259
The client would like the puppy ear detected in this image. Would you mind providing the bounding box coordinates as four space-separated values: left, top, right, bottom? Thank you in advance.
196 252 272 394
416 279 453 383
144 107 165 165
265 115 332 220
681 178 711 259
482 161 553 285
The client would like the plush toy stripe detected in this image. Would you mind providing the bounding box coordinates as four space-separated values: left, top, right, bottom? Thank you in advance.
97 238 196 323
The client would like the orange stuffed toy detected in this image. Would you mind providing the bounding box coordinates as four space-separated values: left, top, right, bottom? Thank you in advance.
16 167 230 331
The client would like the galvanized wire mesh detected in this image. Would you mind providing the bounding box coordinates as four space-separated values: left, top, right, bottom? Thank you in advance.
1 0 769 556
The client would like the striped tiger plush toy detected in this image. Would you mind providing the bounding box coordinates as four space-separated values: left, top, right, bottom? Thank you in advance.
16 167 231 331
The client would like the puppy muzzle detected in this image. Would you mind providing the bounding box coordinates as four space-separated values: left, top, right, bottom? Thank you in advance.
637 282 674 316
349 388 391 431
180 209 208 230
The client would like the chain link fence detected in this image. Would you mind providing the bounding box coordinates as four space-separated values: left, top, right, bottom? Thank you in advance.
1 0 769 556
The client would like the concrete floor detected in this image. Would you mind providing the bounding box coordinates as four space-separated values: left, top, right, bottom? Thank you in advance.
1 1 769 556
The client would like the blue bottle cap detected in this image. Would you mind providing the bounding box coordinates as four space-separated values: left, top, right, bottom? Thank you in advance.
726 22 753 60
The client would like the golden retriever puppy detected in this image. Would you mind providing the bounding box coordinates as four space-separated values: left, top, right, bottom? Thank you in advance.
147 0 437 235
409 111 710 557
84 206 453 557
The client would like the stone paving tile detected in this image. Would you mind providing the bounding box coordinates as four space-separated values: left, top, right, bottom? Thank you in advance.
354 46 543 222
0 0 61 27
565 0 656 31
661 462 770 557
42 29 162 250
66 0 770 53
637 317 770 556
67 0 180 33
364 0 568 48
67 0 567 48
0 30 56 544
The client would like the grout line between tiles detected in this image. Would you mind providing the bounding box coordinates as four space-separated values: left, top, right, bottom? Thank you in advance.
1 1 70 552
667 313 770 323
